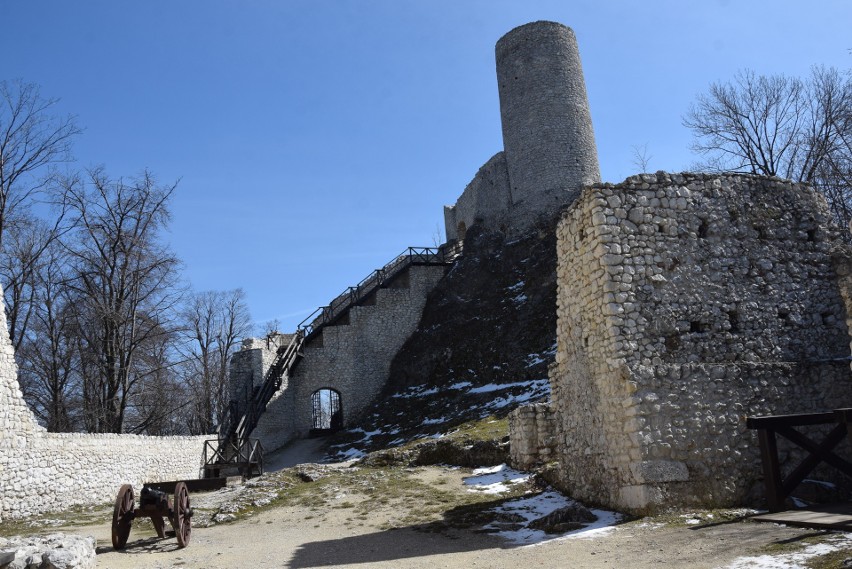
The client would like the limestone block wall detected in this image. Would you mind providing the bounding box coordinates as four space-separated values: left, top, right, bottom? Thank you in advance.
444 152 511 242
0 290 207 521
443 21 601 242
496 21 600 204
508 402 557 469
550 172 852 514
251 264 447 452
229 333 292 420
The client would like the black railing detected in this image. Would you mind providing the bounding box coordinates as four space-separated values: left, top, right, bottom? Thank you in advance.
297 242 462 338
208 240 463 477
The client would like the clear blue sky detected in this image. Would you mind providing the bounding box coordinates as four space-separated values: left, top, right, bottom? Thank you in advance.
2 1 850 333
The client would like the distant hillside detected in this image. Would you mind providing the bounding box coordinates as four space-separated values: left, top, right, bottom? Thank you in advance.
328 220 559 459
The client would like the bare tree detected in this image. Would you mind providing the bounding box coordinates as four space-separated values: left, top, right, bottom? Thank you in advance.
180 288 251 435
684 67 852 226
16 238 80 431
0 80 80 248
63 168 182 433
631 143 653 172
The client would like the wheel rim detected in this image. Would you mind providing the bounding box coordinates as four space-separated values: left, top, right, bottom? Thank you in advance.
173 482 191 547
111 484 134 550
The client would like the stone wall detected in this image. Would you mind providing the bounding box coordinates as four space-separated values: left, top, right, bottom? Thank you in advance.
249 264 447 452
229 332 292 420
0 289 208 521
545 172 852 514
444 152 511 242
508 401 557 469
444 21 600 241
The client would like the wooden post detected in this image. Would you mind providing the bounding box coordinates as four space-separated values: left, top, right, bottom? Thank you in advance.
757 428 784 512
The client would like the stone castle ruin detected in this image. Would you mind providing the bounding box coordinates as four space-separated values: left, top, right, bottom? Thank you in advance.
0 20 852 520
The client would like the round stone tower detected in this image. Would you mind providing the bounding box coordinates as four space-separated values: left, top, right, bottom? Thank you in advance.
496 21 600 203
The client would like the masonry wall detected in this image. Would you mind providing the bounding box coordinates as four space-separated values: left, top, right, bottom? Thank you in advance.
443 21 601 242
508 401 557 469
548 172 852 514
0 290 207 521
229 333 292 420
444 152 511 242
251 264 447 452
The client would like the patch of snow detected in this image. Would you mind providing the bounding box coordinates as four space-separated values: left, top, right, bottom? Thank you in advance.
724 534 852 568
463 464 530 494
422 417 446 425
336 448 366 460
391 385 439 399
802 478 836 489
468 379 546 394
507 281 525 292
485 490 623 545
790 496 808 508
525 353 546 367
511 293 528 304
449 381 472 390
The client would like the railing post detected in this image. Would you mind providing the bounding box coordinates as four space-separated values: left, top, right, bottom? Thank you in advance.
757 428 784 512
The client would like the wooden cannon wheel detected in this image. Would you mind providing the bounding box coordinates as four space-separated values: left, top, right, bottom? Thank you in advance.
172 481 191 547
111 484 135 550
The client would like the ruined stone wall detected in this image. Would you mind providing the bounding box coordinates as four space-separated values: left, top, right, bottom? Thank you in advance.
0 288 207 521
444 152 511 242
229 333 292 420
508 401 557 470
251 264 447 452
444 21 600 242
549 172 852 514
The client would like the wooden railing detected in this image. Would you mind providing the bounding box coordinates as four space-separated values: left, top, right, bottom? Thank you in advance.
202 437 264 479
747 408 852 511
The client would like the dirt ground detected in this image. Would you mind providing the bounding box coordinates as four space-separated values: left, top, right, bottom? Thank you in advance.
62 462 846 569
79 501 833 569
20 443 847 568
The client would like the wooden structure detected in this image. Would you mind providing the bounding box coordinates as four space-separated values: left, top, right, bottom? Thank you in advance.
747 408 852 527
202 437 263 479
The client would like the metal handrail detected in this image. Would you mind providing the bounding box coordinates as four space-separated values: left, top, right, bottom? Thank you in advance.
208 240 463 472
297 242 462 338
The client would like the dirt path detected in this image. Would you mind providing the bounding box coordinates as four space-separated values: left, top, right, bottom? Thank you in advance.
64 461 839 569
84 504 826 569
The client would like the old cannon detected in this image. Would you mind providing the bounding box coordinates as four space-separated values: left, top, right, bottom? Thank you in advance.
111 482 192 549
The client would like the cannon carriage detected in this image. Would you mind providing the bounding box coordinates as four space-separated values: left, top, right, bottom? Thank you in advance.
111 482 192 549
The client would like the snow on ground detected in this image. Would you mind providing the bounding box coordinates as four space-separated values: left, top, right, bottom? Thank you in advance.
724 533 852 568
463 464 530 493
487 490 622 546
462 464 622 546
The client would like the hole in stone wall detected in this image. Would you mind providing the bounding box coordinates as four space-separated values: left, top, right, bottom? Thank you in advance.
583 336 589 348
664 334 681 351
728 311 740 333
807 229 817 242
658 223 666 233
690 321 708 333
821 311 833 325
578 228 586 241
697 220 709 238
754 225 767 239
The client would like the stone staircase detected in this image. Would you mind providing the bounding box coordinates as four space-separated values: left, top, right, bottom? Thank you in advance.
206 242 462 473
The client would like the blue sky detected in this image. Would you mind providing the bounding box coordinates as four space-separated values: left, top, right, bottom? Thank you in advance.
2 0 851 332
